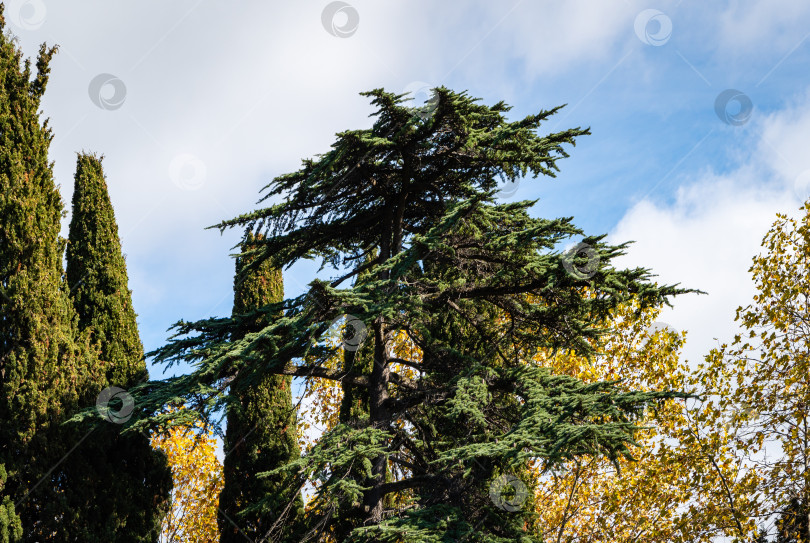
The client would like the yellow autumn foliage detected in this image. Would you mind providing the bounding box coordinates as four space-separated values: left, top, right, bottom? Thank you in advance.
151 415 223 543
530 299 760 543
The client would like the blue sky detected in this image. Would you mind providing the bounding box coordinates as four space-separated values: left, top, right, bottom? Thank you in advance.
8 0 810 406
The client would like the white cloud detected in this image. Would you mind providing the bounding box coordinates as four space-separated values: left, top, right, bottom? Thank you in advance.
448 1 636 79
757 89 810 197
610 90 810 367
716 0 810 56
611 175 794 366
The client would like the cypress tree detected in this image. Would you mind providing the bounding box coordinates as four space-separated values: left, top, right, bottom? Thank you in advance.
63 152 172 541
0 9 103 540
142 87 696 540
219 233 303 543
67 153 149 386
0 465 22 543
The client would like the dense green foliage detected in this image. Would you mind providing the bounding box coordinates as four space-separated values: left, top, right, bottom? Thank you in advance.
0 8 107 540
330 334 376 540
67 153 148 387
219 233 303 542
0 465 21 543
63 153 172 541
130 87 693 541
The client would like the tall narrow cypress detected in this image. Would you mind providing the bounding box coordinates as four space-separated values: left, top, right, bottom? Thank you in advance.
0 9 102 540
66 153 149 386
64 152 172 541
219 233 303 543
